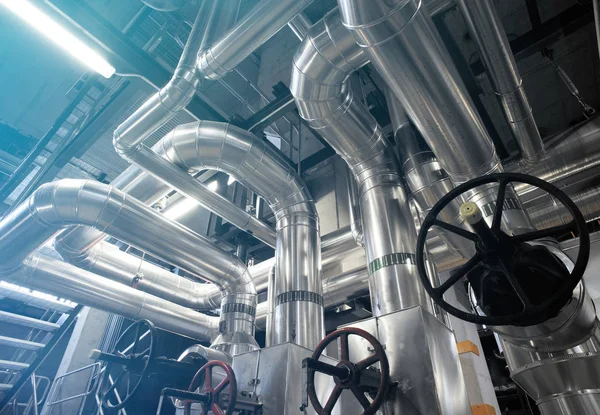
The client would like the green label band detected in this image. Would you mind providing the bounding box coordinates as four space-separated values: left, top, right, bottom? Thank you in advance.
368 253 417 274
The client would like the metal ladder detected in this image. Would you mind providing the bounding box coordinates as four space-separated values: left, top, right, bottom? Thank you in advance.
0 282 81 414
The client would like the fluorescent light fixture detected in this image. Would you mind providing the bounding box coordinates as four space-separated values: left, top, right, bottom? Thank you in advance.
227 175 235 185
207 181 219 192
0 0 116 78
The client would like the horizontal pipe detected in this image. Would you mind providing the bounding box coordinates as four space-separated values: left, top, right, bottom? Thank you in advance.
0 179 256 348
15 253 219 342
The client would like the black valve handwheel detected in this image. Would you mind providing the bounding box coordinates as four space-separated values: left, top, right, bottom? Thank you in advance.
416 172 590 326
305 327 390 415
101 319 156 410
183 360 237 415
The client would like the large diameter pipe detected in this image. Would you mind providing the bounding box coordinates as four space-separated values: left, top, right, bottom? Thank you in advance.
15 253 219 342
157 121 323 349
291 9 432 316
337 0 534 236
338 0 498 183
457 0 544 164
508 117 600 195
255 266 370 331
197 0 314 80
0 180 257 351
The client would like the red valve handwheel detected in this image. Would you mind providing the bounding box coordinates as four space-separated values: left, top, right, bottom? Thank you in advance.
183 360 237 415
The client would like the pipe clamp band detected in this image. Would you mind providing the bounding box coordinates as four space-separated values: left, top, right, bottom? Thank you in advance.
368 253 417 274
221 303 256 316
276 290 323 306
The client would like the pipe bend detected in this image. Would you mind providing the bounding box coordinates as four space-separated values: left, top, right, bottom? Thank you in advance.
161 120 317 220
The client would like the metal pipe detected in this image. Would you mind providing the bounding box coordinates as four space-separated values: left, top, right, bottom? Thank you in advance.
337 0 497 183
457 0 545 164
156 121 323 349
291 9 432 316
337 0 535 234
14 253 219 342
255 266 370 331
197 0 314 80
508 116 600 195
0 180 256 351
113 0 212 158
288 12 312 40
346 167 364 247
385 89 474 260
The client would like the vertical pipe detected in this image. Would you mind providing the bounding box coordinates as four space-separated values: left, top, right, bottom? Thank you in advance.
291 10 432 317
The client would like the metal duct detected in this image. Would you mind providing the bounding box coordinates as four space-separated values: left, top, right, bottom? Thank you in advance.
337 0 497 183
291 9 432 316
255 266 370 331
385 90 474 260
345 168 364 247
336 0 533 237
457 0 544 164
508 117 600 195
0 180 257 353
337 1 600 411
196 0 314 80
16 253 219 342
156 121 323 349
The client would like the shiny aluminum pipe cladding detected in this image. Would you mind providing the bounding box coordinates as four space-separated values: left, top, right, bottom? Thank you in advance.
157 121 324 349
56 240 222 311
0 180 257 351
291 9 432 317
457 0 544 164
337 0 500 184
197 0 314 80
17 253 219 342
502 324 600 414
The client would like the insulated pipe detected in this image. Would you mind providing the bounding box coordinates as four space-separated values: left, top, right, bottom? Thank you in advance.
156 121 323 349
291 9 432 316
111 1 276 248
255 266 370 331
15 253 219 342
0 180 257 353
346 168 364 247
196 0 314 80
457 0 544 164
336 0 534 233
337 0 497 183
385 90 474 260
508 117 600 195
